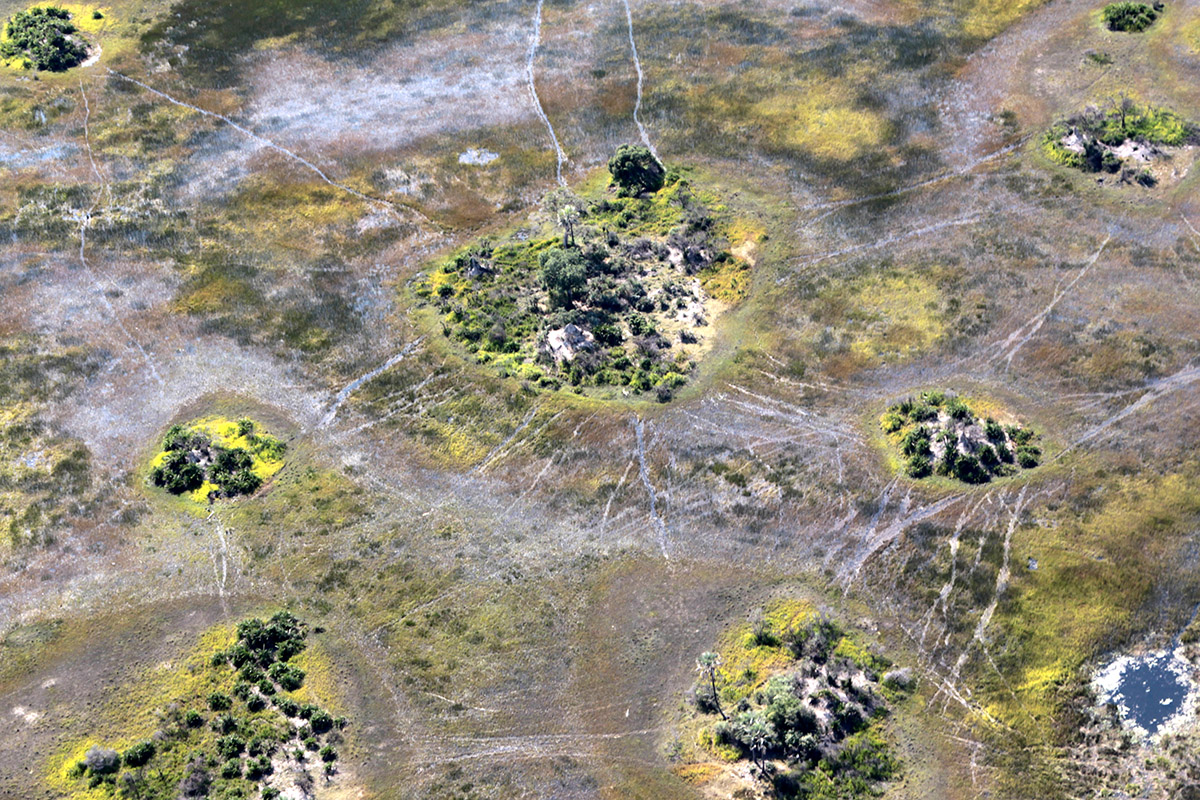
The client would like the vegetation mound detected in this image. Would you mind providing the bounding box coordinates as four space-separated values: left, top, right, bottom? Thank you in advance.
149 417 285 503
413 149 753 401
880 391 1041 483
0 7 90 71
1102 2 1163 33
66 612 346 799
1042 97 1197 185
687 609 903 799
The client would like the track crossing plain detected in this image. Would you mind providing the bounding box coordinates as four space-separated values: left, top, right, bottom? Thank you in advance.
4 0 1200 798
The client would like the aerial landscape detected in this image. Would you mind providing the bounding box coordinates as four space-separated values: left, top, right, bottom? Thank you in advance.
3 0 1200 797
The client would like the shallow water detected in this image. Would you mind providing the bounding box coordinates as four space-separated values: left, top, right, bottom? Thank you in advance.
1104 652 1193 735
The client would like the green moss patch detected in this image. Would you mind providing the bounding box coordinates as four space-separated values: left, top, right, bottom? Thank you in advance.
148 416 285 505
880 391 1041 483
413 157 753 402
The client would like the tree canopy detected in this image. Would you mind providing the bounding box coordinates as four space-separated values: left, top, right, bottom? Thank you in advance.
607 144 666 197
540 248 588 309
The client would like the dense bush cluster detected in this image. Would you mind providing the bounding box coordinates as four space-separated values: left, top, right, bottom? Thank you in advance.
694 616 902 799
150 418 285 500
415 156 750 401
1042 97 1196 184
881 391 1041 483
1101 2 1162 32
0 7 89 71
70 613 346 799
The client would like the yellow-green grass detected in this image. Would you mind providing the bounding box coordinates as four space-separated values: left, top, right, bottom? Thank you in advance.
46 623 237 798
988 468 1200 738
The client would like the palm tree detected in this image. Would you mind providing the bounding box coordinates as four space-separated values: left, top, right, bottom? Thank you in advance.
696 651 727 720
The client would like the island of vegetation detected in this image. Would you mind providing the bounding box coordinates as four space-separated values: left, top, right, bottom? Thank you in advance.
413 145 755 402
66 612 346 800
0 6 92 71
680 603 905 799
880 390 1042 483
149 417 286 503
1042 96 1197 186
1101 2 1163 32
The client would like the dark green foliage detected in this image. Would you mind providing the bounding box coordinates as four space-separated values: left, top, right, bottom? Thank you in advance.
540 248 588 309
607 144 666 196
905 454 932 479
952 455 990 484
220 758 242 779
210 447 262 497
184 709 204 728
309 709 333 734
1 7 88 71
1016 446 1041 469
256 678 276 696
274 696 300 717
319 745 338 763
208 692 232 711
1102 2 1160 32
122 741 155 768
268 661 306 691
151 451 205 494
216 734 246 760
246 694 267 712
212 713 238 734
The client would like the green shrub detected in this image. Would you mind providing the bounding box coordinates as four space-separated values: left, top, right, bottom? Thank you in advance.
540 248 588 309
1102 2 1160 32
906 455 932 479
208 692 232 711
1016 446 1041 469
219 758 242 779
83 746 119 775
216 734 246 760
319 745 338 763
184 709 204 728
122 741 155 768
880 411 904 433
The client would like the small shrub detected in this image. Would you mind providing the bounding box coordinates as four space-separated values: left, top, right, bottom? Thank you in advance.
208 692 232 711
246 694 267 712
0 8 89 71
184 710 204 728
906 454 932 479
216 734 246 760
220 758 242 779
122 740 156 768
319 745 338 763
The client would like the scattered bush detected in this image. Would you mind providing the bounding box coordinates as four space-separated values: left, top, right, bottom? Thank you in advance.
208 692 232 711
0 8 89 71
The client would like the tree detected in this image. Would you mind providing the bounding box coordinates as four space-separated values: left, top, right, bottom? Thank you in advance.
557 204 581 247
736 710 774 775
540 248 588 309
607 144 666 197
696 651 727 720
544 188 583 247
